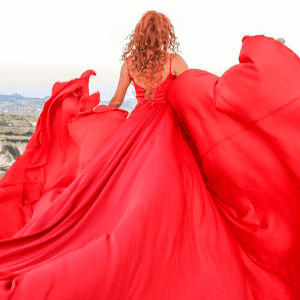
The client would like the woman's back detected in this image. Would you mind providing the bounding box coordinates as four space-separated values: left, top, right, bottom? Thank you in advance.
127 53 189 89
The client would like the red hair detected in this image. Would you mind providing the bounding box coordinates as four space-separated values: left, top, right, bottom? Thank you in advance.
121 10 181 100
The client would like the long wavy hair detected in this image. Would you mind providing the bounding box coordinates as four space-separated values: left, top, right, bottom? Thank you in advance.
120 10 181 100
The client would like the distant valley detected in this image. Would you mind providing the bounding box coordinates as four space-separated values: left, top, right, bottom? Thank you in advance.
0 93 135 178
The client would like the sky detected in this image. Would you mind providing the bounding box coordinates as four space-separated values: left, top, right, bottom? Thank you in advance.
0 0 299 100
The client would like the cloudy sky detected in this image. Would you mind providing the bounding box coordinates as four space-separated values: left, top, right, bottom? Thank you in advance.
0 0 299 100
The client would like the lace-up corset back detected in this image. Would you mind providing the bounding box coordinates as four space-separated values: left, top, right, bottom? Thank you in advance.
127 55 176 107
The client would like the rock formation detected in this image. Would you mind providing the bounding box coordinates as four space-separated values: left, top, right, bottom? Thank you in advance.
0 113 39 178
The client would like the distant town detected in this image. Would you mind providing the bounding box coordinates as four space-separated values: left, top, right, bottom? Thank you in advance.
0 93 136 115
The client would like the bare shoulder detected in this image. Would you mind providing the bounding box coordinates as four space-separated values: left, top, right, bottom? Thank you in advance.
170 53 189 77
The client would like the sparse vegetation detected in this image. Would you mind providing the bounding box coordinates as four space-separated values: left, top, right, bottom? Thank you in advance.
0 113 38 178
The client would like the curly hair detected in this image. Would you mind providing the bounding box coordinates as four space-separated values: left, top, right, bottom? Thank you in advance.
120 10 181 100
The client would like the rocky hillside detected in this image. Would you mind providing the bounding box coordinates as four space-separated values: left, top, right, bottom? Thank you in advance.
0 113 39 178
0 90 137 179
0 107 134 179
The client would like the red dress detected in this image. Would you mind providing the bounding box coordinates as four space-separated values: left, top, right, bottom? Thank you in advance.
0 35 299 299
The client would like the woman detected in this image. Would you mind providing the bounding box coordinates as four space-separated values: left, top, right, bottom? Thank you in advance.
0 10 299 300
108 11 188 110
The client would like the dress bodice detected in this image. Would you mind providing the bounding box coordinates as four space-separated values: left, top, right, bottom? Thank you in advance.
127 56 176 110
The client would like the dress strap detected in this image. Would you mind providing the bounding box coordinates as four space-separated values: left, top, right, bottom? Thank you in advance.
169 55 172 74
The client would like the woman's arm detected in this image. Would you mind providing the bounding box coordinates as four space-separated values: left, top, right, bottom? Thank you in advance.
109 61 131 108
174 54 189 77
109 97 123 109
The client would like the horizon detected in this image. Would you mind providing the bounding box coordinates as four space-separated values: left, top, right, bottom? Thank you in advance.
0 86 137 102
0 90 137 115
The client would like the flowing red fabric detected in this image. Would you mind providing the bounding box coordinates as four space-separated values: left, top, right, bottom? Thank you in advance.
0 70 128 238
0 35 299 299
